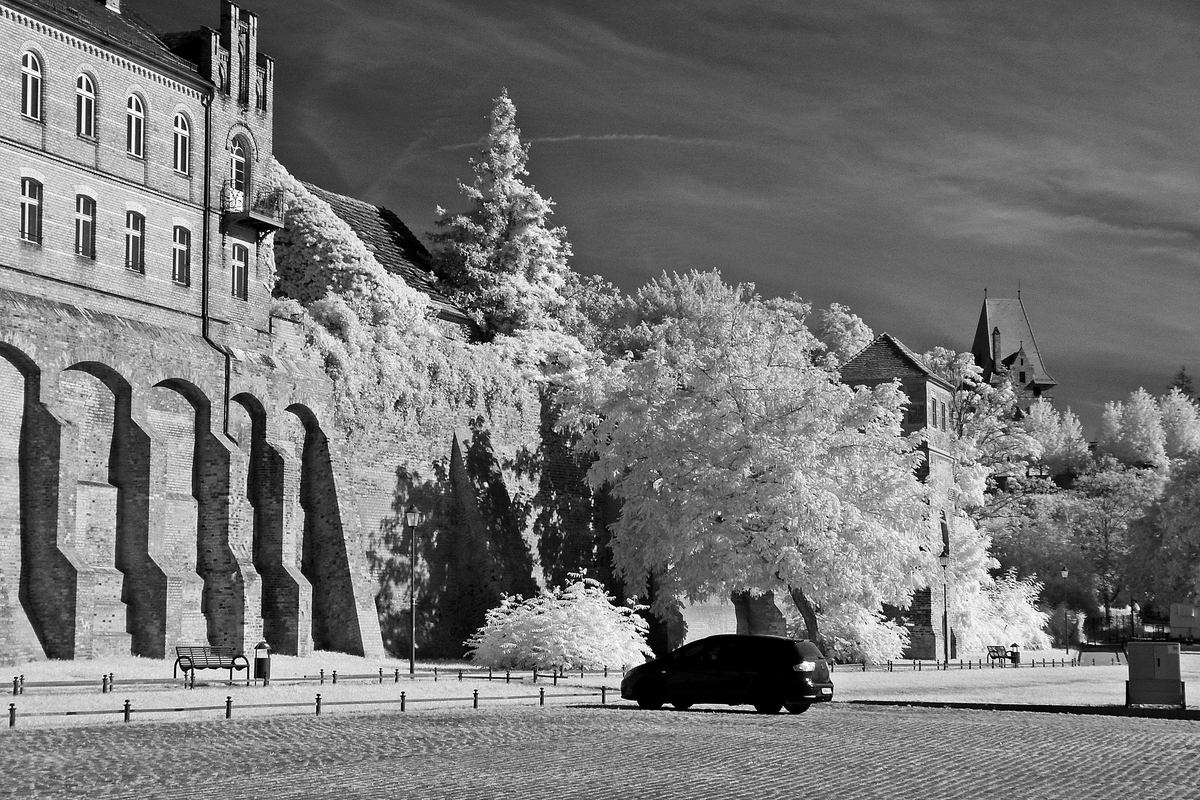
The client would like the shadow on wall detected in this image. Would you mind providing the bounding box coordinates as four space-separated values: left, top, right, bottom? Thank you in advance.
514 393 618 592
369 417 539 660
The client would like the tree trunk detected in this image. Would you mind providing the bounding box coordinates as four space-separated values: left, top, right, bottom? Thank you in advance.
788 585 820 645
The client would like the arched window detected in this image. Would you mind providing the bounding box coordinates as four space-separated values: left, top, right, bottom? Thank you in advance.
76 74 96 137
229 139 248 195
20 52 42 120
126 94 145 158
19 178 42 243
172 226 191 285
75 195 96 258
124 211 145 272
173 113 190 174
231 243 249 300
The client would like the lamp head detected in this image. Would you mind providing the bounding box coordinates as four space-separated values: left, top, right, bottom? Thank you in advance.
1060 566 1068 579
405 503 421 528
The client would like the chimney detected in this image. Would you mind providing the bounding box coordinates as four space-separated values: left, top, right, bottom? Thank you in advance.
991 327 1001 369
102 0 120 12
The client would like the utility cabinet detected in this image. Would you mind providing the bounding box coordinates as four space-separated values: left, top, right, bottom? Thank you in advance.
1126 641 1185 708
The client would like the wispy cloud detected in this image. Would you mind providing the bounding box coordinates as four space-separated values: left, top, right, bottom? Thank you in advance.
437 133 736 152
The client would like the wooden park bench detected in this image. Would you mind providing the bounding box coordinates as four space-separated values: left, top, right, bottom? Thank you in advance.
174 645 250 685
986 645 1013 666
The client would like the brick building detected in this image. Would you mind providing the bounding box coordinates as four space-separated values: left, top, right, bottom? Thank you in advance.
840 333 955 660
0 0 601 666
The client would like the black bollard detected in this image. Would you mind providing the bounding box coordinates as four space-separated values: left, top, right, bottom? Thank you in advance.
540 688 545 707
332 670 337 685
8 703 14 728
395 668 399 683
601 686 606 705
379 668 383 684
434 667 438 682
401 691 406 712
505 670 510 684
226 696 232 719
459 670 463 682
315 694 322 715
320 669 324 685
123 699 131 723
11 677 16 697
473 689 478 709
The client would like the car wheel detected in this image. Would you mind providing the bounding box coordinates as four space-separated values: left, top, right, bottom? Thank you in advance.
784 703 810 714
671 701 693 711
752 696 783 714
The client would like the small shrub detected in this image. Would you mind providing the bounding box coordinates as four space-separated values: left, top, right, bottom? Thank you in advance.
466 577 653 670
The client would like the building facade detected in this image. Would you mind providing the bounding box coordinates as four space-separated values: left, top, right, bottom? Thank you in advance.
970 291 1057 405
0 0 381 663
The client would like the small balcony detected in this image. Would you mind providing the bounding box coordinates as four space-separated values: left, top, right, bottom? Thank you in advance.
221 180 284 238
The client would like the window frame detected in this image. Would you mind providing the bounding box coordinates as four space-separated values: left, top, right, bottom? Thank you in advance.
231 243 249 300
126 94 145 158
172 226 191 285
19 177 42 244
230 139 248 194
20 51 42 121
124 210 145 272
76 73 96 138
75 195 96 258
172 113 190 175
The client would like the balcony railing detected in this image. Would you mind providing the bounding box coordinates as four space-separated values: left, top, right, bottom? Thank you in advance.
221 181 284 236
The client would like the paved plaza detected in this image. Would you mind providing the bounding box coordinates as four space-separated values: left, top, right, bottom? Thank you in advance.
2 702 1198 799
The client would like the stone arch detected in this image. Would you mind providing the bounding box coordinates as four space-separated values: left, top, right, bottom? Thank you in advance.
285 403 363 655
0 343 64 661
58 360 146 657
231 392 307 655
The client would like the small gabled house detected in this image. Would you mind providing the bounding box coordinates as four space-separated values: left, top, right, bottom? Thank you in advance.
971 293 1057 405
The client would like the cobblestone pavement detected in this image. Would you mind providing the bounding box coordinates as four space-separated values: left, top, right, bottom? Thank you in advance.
3 703 1198 799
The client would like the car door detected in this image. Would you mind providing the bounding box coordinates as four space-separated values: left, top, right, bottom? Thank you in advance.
662 640 719 703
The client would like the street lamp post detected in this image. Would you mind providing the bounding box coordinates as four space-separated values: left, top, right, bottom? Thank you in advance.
406 503 422 676
1060 566 1069 657
939 552 950 666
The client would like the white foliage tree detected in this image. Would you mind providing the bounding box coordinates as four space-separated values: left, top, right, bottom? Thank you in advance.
1159 388 1200 459
430 90 573 339
1023 399 1092 477
570 271 936 653
815 302 873 367
1097 388 1168 468
466 576 653 669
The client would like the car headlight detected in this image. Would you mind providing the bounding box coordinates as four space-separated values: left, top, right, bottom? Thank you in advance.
793 660 817 672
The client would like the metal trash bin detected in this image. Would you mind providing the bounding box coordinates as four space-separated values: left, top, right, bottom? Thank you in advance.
1126 641 1184 708
1009 643 1021 665
254 641 271 685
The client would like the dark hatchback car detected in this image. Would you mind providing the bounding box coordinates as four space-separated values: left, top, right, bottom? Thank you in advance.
621 634 834 714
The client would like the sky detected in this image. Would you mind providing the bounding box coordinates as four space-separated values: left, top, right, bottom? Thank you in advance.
135 0 1200 436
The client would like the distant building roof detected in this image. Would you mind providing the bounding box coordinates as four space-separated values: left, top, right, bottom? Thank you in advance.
970 294 1056 391
841 333 952 391
11 0 206 86
301 183 474 331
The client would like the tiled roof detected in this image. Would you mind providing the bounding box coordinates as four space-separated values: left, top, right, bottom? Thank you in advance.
11 0 204 83
971 296 1056 387
841 333 951 390
301 183 473 329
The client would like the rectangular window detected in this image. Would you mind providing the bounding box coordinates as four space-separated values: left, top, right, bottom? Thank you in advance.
125 211 145 273
231 244 248 300
19 178 41 243
172 226 191 285
75 195 96 258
